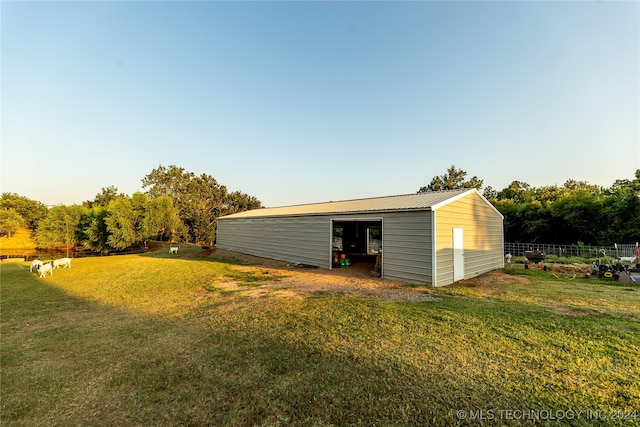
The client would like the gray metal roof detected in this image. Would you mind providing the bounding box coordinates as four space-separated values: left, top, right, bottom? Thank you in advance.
219 188 476 219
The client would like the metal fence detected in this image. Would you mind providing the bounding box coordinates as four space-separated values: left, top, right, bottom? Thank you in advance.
504 242 639 259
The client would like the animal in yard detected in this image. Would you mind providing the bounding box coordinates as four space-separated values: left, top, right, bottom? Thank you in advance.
53 257 72 269
505 253 512 263
37 262 53 278
30 259 43 272
169 246 179 254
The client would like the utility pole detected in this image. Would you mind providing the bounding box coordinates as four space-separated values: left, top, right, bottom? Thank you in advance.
61 205 70 258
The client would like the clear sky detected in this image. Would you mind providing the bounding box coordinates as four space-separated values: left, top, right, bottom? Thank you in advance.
1 1 638 208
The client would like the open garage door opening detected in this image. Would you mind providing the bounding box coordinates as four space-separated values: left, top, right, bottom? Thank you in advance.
331 219 382 276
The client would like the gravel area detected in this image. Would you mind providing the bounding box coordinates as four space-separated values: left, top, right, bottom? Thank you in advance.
186 248 541 302
196 248 439 302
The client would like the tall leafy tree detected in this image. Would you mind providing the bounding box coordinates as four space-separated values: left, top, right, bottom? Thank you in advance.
182 174 227 243
141 165 191 201
600 169 640 243
418 165 483 192
35 205 88 248
142 164 261 243
496 181 532 203
549 189 605 244
105 193 148 250
225 191 262 215
144 195 183 242
492 199 524 241
482 186 498 200
82 193 183 252
81 206 111 253
0 208 25 238
0 193 49 232
86 186 127 208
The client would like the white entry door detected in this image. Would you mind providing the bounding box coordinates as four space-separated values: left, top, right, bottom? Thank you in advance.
453 227 464 282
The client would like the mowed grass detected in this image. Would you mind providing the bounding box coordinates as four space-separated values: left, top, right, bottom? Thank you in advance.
2 248 639 426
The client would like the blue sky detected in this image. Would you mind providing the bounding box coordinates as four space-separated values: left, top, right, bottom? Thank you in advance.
2 1 638 207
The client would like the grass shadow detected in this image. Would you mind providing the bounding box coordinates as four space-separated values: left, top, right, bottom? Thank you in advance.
3 259 639 426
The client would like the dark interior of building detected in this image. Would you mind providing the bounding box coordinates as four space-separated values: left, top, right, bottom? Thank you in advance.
332 220 382 273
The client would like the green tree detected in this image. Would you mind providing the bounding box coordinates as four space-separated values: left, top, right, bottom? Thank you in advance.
142 165 262 243
105 194 148 250
82 193 183 252
550 189 605 244
562 179 601 192
482 186 498 201
0 208 25 238
144 195 183 242
35 205 87 249
490 173 638 245
141 165 191 201
520 199 553 243
600 169 640 243
496 181 532 203
86 186 127 208
0 193 48 232
182 174 227 243
492 198 522 241
81 206 111 253
224 191 262 215
418 165 483 192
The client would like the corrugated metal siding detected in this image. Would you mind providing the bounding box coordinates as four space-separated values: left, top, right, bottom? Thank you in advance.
434 192 504 286
216 216 330 268
218 210 434 284
217 189 502 287
382 212 433 284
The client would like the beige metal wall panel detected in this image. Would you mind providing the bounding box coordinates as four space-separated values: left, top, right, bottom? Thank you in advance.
434 191 504 286
217 216 330 268
382 211 433 284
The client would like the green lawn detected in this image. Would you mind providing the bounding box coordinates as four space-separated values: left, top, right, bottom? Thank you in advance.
2 248 639 426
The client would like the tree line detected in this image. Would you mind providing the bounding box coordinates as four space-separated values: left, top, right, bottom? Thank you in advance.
0 165 261 252
419 166 640 245
1 165 638 251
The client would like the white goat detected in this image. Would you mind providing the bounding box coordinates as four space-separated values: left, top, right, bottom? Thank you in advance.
53 257 72 269
30 260 43 272
169 246 179 254
37 262 53 278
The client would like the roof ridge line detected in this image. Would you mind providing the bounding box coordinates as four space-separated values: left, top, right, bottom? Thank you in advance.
263 188 471 209
219 189 475 219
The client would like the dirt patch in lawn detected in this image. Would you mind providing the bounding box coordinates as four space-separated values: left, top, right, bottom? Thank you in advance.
452 269 532 296
198 249 534 302
456 269 531 287
545 263 593 275
200 249 436 302
182 248 216 258
551 306 602 316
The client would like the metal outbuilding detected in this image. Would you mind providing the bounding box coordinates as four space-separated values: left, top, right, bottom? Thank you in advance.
216 189 504 286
